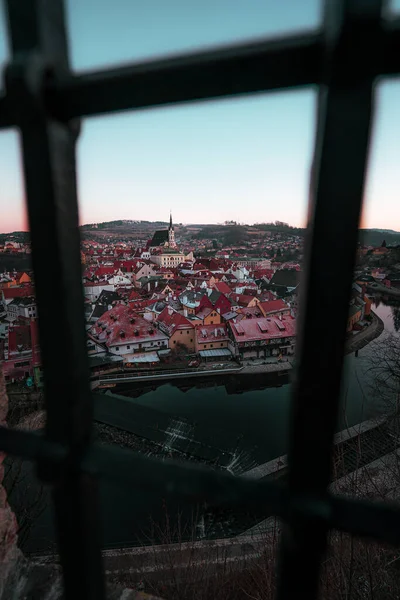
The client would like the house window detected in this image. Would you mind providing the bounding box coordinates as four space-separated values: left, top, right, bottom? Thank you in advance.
14 360 30 367
220 343 224 347
173 340 176 344
210 344 213 348
127 345 130 349
115 346 119 351
210 321 213 324
190 339 193 342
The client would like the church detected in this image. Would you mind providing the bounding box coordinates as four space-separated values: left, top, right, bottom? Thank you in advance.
149 213 176 250
148 213 194 267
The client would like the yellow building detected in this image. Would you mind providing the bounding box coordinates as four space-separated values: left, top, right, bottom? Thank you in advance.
196 307 221 326
157 307 195 351
150 249 185 268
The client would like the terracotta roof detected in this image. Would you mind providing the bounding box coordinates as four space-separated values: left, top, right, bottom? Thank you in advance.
94 266 115 277
239 306 263 318
157 307 194 336
2 286 34 300
229 293 257 307
213 281 232 295
91 305 168 347
229 315 296 343
259 299 289 315
195 324 229 343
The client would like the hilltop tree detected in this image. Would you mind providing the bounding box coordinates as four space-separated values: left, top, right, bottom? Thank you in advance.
223 226 248 246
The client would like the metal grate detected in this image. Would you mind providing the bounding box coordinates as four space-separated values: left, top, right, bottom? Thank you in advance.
1 0 400 598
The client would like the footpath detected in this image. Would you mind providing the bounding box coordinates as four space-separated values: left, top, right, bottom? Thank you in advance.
345 310 384 354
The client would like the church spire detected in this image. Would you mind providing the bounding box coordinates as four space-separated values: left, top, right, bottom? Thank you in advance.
168 211 176 248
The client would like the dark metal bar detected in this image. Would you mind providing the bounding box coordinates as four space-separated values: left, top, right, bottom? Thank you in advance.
0 1 400 598
330 495 400 547
4 1 105 598
3 423 400 550
0 426 66 463
382 16 400 76
276 1 384 599
45 31 324 121
2 19 400 130
0 94 17 128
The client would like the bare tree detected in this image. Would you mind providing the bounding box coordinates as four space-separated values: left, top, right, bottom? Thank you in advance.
365 333 400 415
2 457 48 552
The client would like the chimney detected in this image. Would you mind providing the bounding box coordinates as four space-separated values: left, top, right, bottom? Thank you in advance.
214 328 218 337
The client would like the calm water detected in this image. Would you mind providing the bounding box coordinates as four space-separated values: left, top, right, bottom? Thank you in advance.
17 301 399 552
119 302 396 465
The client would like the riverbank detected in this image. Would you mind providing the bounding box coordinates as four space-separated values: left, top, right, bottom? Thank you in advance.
367 282 400 297
95 313 383 388
345 310 384 354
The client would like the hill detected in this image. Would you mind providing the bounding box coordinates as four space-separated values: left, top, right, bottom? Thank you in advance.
358 229 400 247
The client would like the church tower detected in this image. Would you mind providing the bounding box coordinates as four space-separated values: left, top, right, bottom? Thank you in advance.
168 212 176 248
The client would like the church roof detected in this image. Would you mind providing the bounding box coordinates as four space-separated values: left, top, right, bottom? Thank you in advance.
150 229 169 247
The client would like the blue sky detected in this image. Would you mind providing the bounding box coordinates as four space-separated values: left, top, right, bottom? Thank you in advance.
1 0 400 231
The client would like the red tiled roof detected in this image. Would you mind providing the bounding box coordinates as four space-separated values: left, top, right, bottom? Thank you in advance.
128 289 142 301
157 307 194 336
91 305 167 347
213 281 232 295
259 299 289 315
239 306 263 318
2 286 34 300
254 269 274 280
94 266 115 277
229 315 296 342
195 324 229 343
229 293 256 307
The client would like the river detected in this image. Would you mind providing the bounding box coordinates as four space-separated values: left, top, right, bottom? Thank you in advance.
116 301 395 465
13 300 399 552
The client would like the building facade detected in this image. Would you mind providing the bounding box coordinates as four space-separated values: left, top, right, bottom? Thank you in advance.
228 315 296 360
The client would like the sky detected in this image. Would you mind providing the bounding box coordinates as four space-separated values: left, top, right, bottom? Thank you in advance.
1 0 400 232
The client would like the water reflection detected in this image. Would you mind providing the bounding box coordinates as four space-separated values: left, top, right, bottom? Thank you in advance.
115 298 395 464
